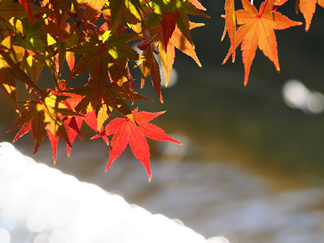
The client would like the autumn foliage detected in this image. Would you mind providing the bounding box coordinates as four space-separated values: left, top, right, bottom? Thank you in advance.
0 0 322 180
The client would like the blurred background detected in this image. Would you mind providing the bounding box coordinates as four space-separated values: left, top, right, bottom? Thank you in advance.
1 1 324 242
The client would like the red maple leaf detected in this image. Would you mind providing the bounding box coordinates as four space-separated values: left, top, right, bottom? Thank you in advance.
18 0 33 23
162 11 179 49
102 108 182 181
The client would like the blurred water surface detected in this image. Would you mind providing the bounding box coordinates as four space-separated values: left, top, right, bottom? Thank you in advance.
2 60 324 243
2 56 324 243
1 137 323 243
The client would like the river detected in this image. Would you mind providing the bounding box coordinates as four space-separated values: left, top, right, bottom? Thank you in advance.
1 114 324 243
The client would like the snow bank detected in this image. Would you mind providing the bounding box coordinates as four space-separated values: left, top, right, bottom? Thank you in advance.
0 142 227 243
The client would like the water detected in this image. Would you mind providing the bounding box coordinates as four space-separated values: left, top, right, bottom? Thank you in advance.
67 157 324 242
0 136 322 243
1 63 324 242
2 65 324 242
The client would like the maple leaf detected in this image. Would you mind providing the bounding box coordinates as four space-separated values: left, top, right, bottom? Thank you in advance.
188 0 206 11
223 0 302 86
83 0 107 21
102 108 182 181
42 85 101 162
170 21 203 67
296 0 324 31
18 0 33 23
59 89 98 157
0 24 46 94
66 31 139 86
133 0 207 98
65 51 75 72
7 92 78 163
0 60 17 111
137 39 163 103
41 2 73 43
274 0 289 7
159 22 204 88
71 81 151 131
0 0 46 21
108 0 143 33
138 20 203 94
161 11 179 49
151 0 209 45
222 0 237 62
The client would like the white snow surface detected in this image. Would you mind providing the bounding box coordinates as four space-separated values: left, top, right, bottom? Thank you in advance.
0 142 225 243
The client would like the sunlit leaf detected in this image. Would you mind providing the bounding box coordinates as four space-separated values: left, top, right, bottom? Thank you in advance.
223 0 302 85
102 108 182 181
222 0 237 62
296 0 324 31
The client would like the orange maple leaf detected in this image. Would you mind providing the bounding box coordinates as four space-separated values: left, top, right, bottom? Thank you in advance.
158 22 203 87
188 0 206 11
103 108 182 181
223 0 302 86
222 0 237 62
297 0 324 31
7 92 76 162
274 0 289 7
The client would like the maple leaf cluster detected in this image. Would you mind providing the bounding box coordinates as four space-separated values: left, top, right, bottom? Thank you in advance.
0 0 205 180
0 0 323 180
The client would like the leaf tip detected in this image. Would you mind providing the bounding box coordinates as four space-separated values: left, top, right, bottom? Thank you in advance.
105 159 113 173
67 147 71 157
32 144 40 156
